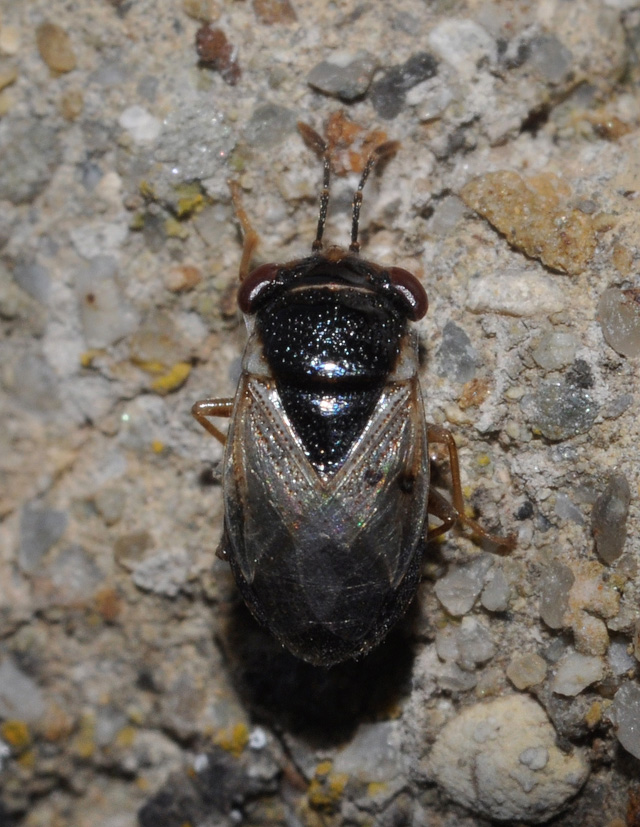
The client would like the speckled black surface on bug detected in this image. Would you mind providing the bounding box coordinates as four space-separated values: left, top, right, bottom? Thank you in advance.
193 122 513 666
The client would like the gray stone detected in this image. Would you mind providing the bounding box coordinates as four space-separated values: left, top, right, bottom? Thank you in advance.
243 103 297 149
522 381 598 441
0 119 61 204
436 320 478 383
540 561 574 629
0 657 46 723
591 473 631 564
19 503 68 573
307 51 377 101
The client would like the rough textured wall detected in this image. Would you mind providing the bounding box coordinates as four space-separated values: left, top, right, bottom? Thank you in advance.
1 0 639 825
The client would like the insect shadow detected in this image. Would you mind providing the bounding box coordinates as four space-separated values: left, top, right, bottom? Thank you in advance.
216 591 421 746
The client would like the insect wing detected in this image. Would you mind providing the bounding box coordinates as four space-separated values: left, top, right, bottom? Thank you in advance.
222 373 429 662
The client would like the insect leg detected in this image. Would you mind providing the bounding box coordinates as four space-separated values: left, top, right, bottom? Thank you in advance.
228 180 260 282
427 424 515 552
191 397 234 444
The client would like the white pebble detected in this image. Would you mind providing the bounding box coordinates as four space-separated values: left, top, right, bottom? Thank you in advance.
466 271 565 316
119 105 162 145
551 651 604 696
429 695 589 823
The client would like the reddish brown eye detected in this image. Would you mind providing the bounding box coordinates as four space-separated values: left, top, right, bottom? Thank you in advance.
238 263 280 314
388 266 428 320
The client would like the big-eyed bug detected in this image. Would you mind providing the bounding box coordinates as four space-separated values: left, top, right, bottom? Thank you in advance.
192 121 514 666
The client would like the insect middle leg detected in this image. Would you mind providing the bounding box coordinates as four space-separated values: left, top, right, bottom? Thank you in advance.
228 180 260 282
427 423 515 552
191 398 234 445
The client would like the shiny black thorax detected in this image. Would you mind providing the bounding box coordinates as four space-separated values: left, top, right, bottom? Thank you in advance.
253 257 409 473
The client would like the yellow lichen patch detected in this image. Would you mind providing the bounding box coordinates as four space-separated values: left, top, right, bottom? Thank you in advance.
150 362 191 395
476 454 491 468
585 701 602 728
1 720 30 749
174 183 208 218
367 781 387 797
133 359 168 375
151 440 165 454
17 749 36 769
164 217 189 239
307 761 348 812
115 725 137 748
214 722 249 757
71 712 95 759
80 349 104 368
460 170 602 275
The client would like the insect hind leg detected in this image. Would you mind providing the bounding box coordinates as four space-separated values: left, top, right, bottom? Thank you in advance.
192 397 234 445
427 424 515 553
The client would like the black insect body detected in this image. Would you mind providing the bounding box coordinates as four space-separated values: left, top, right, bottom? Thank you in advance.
193 124 512 666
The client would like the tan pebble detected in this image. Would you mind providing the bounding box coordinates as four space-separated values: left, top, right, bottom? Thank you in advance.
572 613 609 657
36 22 76 74
612 242 633 276
458 377 490 410
252 0 297 24
460 170 600 275
506 652 547 689
183 0 221 21
60 87 83 120
0 25 20 56
165 265 202 292
0 60 17 91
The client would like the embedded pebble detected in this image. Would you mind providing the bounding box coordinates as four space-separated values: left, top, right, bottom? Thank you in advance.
45 545 104 606
36 22 76 74
551 651 604 696
332 722 400 783
528 34 573 84
460 171 598 275
608 639 636 675
183 0 221 22
252 0 297 24
19 503 68 573
12 260 51 304
522 381 598 441
75 257 138 348
539 561 574 629
129 310 183 369
434 555 493 616
555 493 584 525
532 331 578 371
0 657 46 723
597 288 640 358
466 270 565 317
370 52 438 119
591 473 630 564
244 103 297 148
94 486 126 526
307 51 377 101
11 352 61 412
195 25 240 86
155 104 233 181
436 320 478 383
481 567 511 612
427 19 496 80
429 695 589 824
506 653 547 690
611 682 640 760
119 105 162 145
131 549 191 597
0 119 61 204
436 617 496 670
69 220 128 259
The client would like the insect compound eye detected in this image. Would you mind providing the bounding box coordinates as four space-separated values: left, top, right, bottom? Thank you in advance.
387 267 428 320
237 263 280 314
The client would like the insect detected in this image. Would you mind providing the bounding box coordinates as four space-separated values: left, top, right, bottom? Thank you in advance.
192 122 514 667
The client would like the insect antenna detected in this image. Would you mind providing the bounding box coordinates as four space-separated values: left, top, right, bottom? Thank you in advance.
297 121 331 252
349 140 400 254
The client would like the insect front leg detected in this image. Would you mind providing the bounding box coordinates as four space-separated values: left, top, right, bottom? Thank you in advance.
191 397 234 445
228 180 260 282
427 424 515 553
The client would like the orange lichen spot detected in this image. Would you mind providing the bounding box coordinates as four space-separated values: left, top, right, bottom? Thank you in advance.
458 377 491 410
460 170 605 275
94 586 122 623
